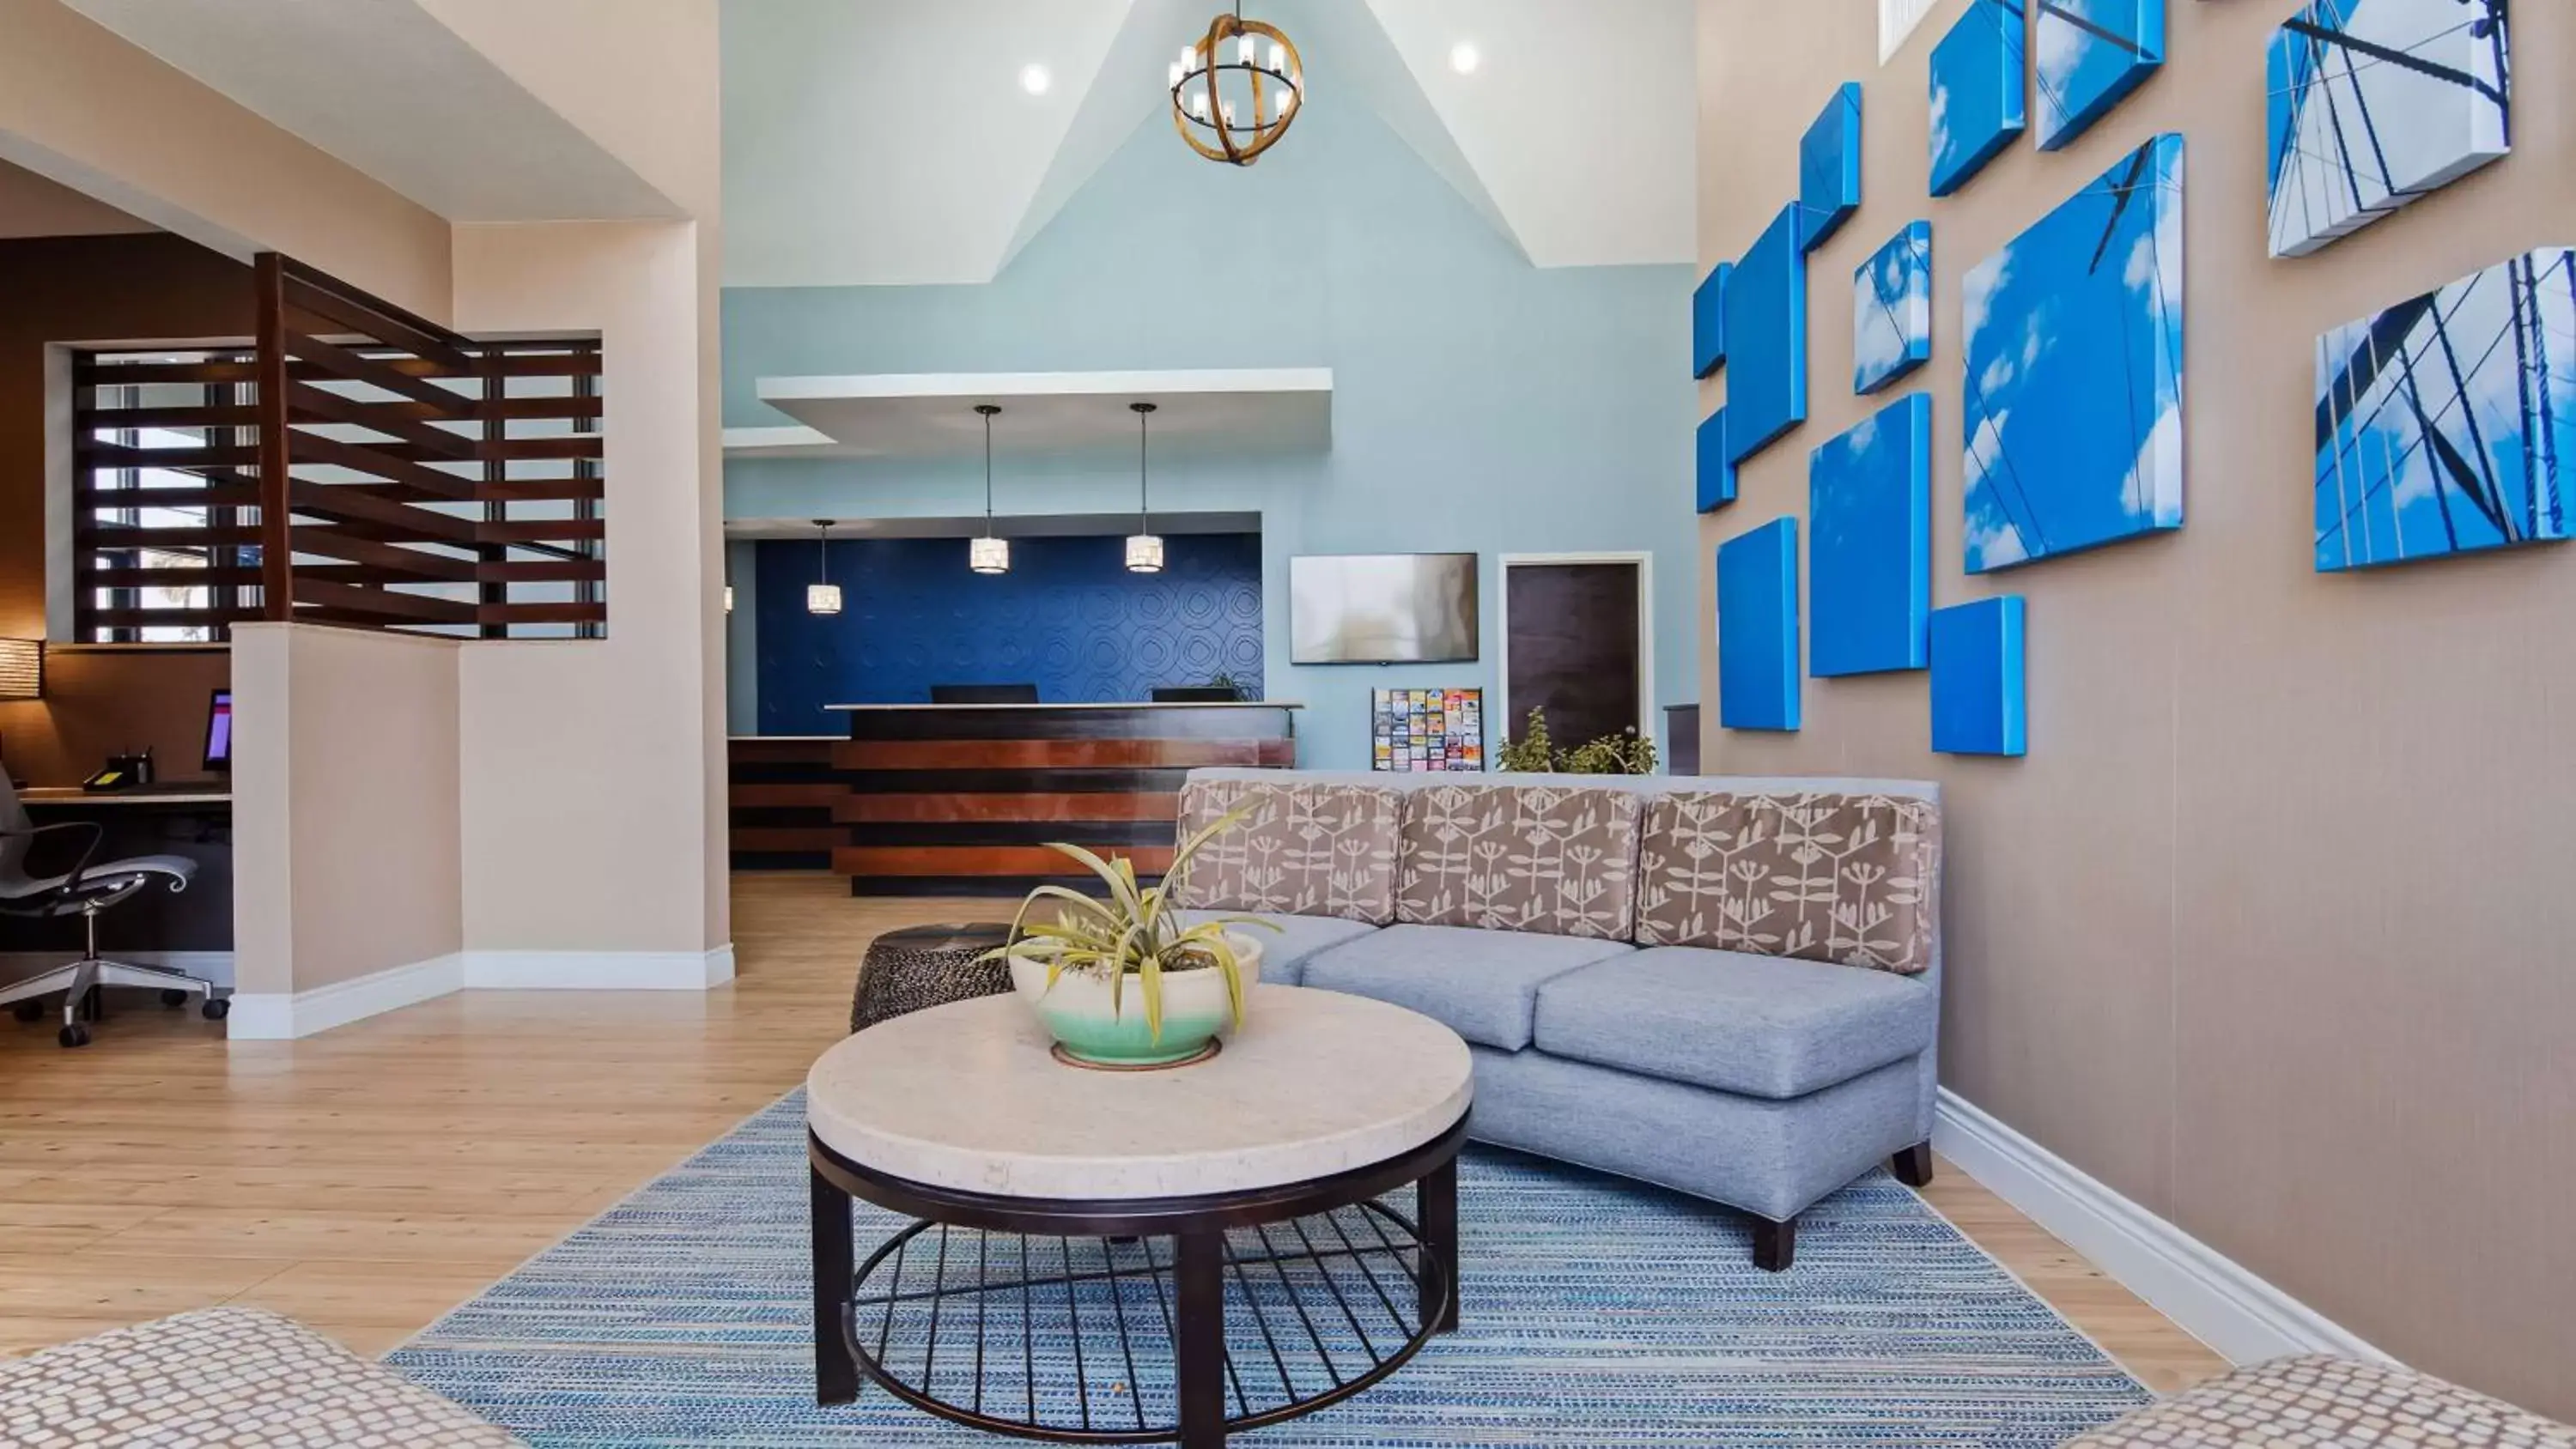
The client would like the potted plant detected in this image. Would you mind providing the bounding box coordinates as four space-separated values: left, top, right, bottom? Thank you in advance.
986 811 1277 1067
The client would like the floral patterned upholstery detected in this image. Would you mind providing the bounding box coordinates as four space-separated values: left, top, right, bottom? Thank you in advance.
1633 791 1940 974
2063 1355 2575 1449
1395 784 1643 939
0 1307 526 1447
1170 778 1403 924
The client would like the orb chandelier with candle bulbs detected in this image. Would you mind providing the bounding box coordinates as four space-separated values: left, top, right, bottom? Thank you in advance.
1169 6 1303 166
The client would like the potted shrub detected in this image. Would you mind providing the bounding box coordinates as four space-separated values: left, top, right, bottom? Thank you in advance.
985 812 1277 1067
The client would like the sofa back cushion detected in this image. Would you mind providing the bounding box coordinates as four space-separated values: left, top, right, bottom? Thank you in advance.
1170 778 1402 924
1395 785 1642 939
1635 791 1940 973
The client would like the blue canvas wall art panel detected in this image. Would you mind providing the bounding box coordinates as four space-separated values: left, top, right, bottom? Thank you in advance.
1809 394 1931 677
1963 134 2185 573
1799 82 1863 254
1856 221 1933 395
2267 0 2510 259
2033 0 2166 151
1693 261 1730 377
1930 596 2026 756
1930 0 2027 197
1722 203 1809 466
2315 248 2575 570
1697 408 1735 512
1717 518 1801 731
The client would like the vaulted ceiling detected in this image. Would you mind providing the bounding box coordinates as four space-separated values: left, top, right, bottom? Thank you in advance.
720 0 1698 288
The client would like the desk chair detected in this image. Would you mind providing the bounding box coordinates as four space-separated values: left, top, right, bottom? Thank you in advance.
0 777 218 1048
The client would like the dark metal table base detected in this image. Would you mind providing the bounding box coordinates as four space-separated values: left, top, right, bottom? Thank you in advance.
811 1116 1466 1446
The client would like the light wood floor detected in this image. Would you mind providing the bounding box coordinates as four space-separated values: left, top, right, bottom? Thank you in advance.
0 873 2227 1392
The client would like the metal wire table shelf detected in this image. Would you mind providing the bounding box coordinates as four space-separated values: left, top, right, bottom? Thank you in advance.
841 1197 1448 1444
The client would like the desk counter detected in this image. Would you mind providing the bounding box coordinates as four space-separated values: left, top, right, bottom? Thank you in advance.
731 703 1302 895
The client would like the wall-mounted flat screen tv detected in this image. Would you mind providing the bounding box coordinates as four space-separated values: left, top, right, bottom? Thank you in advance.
1290 553 1479 664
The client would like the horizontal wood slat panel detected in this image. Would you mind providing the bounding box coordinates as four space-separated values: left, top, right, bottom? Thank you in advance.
734 782 851 809
78 482 264 511
732 828 848 853
836 792 1181 824
728 738 840 766
290 578 477 624
292 433 479 500
82 404 261 432
830 738 1292 772
280 329 477 415
281 272 475 373
286 380 478 460
78 524 267 550
834 846 1176 879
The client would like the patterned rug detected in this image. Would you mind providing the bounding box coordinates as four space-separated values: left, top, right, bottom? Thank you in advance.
389 1093 2154 1446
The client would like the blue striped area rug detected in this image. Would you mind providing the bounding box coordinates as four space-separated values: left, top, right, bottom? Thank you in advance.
389 1092 2153 1446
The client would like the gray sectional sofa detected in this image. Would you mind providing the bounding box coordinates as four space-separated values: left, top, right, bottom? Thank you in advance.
1170 767 1944 1270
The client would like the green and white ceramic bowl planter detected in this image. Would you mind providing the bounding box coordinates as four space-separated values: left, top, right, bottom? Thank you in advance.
985 810 1278 1068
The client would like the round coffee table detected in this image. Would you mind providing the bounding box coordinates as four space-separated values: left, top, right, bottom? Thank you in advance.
806 985 1473 1447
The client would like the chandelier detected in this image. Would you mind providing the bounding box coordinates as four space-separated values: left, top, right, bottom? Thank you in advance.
1169 6 1303 166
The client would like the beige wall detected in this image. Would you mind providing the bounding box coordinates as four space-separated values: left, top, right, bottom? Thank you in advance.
0 0 450 321
451 219 723 956
231 624 462 996
1696 0 2575 1416
0 155 152 238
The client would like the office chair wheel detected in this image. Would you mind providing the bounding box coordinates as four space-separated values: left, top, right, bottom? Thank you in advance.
161 989 189 1008
12 999 41 1023
58 1023 91 1049
202 997 229 1022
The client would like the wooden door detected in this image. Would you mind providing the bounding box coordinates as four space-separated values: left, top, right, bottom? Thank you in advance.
1503 560 1643 753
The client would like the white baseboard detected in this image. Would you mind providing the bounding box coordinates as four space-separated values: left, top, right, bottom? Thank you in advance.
222 943 737 1040
1935 1088 2397 1367
464 945 736 991
227 954 465 1040
0 949 236 989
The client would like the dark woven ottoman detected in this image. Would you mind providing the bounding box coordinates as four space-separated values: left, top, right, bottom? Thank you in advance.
850 923 1015 1033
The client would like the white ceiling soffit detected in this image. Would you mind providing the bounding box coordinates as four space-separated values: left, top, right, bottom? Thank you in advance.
1360 0 1695 269
746 368 1334 458
723 0 1134 289
726 512 1263 540
57 0 680 223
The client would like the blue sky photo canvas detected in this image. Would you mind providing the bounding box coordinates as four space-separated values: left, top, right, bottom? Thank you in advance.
1962 134 2184 573
1717 518 1800 731
1799 82 1862 253
1930 0 2026 197
1809 394 1931 677
1698 407 1734 513
2267 0 2510 259
1722 203 1808 466
1856 221 1932 395
2033 0 2165 151
1693 261 1729 377
1930 597 2027 756
2314 248 2575 571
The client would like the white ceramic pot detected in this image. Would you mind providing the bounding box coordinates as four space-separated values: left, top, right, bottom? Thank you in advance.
1010 931 1264 1065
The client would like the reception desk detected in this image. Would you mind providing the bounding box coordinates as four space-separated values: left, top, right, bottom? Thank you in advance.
727 702 1301 896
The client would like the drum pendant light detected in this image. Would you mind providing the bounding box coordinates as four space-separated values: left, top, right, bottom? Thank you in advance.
1127 403 1164 574
806 518 842 615
969 404 1009 575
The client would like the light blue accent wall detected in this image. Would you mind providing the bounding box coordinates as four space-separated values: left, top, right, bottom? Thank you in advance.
722 82 1697 770
725 537 760 737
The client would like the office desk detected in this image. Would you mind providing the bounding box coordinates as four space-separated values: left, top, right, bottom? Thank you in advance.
9 784 234 956
730 702 1302 895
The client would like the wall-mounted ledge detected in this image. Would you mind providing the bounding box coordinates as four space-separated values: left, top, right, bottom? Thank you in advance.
730 367 1334 458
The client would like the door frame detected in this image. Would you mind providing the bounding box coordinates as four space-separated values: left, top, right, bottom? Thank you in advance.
1494 551 1655 748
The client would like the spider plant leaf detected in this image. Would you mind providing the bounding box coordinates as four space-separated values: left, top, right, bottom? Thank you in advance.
1138 949 1163 1041
1043 840 1145 919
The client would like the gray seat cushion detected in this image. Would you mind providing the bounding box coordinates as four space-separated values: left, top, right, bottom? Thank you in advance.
1300 924 1631 1051
1174 910 1377 988
1534 946 1935 1100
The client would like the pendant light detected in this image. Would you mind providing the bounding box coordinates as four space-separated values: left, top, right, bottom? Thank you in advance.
969 404 1010 575
806 518 842 615
1127 402 1165 574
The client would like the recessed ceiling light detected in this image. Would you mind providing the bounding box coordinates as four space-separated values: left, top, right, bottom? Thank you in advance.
1019 63 1051 95
1449 41 1479 75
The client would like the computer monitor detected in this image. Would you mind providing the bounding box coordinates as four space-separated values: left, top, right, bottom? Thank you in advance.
204 688 233 772
930 683 1039 705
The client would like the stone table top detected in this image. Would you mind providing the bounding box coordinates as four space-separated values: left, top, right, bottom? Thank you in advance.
806 985 1473 1202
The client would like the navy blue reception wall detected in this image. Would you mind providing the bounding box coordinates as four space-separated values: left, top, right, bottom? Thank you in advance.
755 533 1264 732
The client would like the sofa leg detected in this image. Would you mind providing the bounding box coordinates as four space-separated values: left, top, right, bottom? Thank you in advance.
1891 1141 1935 1188
1751 1214 1796 1272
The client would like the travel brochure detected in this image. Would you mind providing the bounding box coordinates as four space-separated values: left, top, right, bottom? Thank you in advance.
1370 688 1484 773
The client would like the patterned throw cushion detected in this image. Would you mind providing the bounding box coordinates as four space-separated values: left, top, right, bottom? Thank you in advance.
2063 1355 2576 1449
1635 791 1940 973
1395 785 1643 939
1170 779 1402 924
0 1307 527 1447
